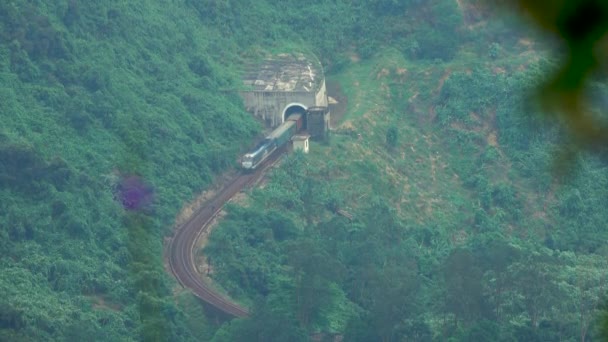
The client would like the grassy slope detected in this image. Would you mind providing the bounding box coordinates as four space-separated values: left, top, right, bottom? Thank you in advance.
205 2 608 340
317 11 608 337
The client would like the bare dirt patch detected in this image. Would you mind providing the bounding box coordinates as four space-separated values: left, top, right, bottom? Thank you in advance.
493 66 506 74
174 193 213 228
435 70 452 94
173 171 238 228
92 296 122 312
230 190 250 206
470 112 481 122
428 106 437 124
339 120 356 130
376 68 390 79
518 38 533 47
487 131 498 147
327 80 349 127
408 92 419 103
394 67 409 84
417 69 453 125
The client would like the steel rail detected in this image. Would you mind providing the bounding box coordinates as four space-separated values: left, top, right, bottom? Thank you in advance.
167 147 287 317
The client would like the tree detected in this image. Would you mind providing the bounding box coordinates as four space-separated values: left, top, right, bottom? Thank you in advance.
557 253 608 342
344 264 421 342
504 251 561 329
286 239 345 329
443 249 487 328
472 234 521 323
212 299 307 342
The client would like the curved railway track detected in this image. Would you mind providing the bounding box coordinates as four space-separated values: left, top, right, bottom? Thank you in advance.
168 148 287 317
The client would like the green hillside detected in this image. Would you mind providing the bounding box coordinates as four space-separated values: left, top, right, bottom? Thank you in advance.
0 1 261 341
204 4 608 342
1 0 608 341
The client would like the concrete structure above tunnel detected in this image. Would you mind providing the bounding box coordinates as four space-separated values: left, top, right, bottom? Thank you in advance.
239 53 329 128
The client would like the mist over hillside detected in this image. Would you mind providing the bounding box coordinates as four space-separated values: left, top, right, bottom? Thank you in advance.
1 1 607 341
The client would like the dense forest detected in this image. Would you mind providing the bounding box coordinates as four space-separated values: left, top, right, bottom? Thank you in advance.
1 0 608 341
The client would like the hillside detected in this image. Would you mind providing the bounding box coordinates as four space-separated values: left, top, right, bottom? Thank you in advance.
204 3 608 342
1 0 608 341
0 1 260 341
0 0 475 340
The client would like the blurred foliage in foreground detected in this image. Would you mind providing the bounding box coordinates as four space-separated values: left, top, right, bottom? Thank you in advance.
496 0 608 152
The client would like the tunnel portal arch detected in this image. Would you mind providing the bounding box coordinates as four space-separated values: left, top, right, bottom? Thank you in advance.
282 103 307 123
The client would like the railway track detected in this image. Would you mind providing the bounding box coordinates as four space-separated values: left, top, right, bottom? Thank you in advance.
167 147 287 317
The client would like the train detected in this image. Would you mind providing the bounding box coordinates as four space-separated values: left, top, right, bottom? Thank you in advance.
241 113 303 170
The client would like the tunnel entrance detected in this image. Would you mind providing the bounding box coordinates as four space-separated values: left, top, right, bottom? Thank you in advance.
282 103 307 123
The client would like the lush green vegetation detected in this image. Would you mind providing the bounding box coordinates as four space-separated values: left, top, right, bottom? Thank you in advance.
204 4 608 342
2 0 608 341
0 1 261 340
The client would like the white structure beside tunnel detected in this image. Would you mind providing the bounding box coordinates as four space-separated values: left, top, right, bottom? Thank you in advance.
239 53 329 128
292 134 310 154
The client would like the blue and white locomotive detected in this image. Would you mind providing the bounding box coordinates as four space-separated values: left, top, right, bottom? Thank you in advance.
241 138 275 169
241 114 303 170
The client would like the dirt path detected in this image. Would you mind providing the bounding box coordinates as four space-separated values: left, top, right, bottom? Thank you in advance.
326 79 348 127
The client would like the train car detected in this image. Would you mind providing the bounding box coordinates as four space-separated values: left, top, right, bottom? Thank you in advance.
269 120 297 148
241 116 301 170
286 113 303 132
241 138 276 170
